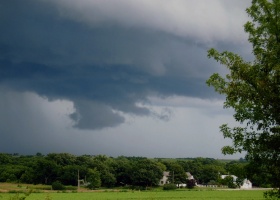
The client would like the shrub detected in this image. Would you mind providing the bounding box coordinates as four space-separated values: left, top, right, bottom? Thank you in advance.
65 186 77 190
228 181 237 189
128 185 146 191
163 184 177 190
187 179 196 189
51 181 65 190
264 189 280 200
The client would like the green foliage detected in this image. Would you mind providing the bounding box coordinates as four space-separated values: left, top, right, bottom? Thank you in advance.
112 156 132 186
51 181 65 190
46 153 77 166
44 194 52 200
90 155 116 187
162 183 177 190
220 176 237 189
86 168 101 189
199 165 223 184
163 162 186 184
225 161 247 180
8 190 32 200
100 171 116 188
8 193 26 200
0 153 12 165
130 158 163 187
30 158 58 184
206 0 280 195
264 189 280 200
0 153 268 190
180 158 227 184
59 165 80 186
186 179 196 189
245 162 273 187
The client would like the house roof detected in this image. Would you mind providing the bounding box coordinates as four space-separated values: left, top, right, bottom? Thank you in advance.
163 171 170 176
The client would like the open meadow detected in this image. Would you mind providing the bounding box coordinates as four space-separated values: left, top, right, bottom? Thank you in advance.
0 190 266 200
0 183 268 200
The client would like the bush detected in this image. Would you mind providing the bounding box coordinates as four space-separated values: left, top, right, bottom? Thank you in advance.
264 189 280 200
127 185 146 191
187 179 196 189
163 184 177 190
65 185 77 190
51 181 65 190
228 181 237 189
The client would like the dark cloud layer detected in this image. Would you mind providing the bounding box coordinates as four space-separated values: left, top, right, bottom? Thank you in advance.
0 0 250 130
0 1 253 158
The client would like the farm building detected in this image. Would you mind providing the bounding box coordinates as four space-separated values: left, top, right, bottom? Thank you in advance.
159 171 170 185
159 171 196 187
221 175 252 189
240 179 252 189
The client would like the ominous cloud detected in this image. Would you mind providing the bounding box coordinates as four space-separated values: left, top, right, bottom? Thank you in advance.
0 0 250 157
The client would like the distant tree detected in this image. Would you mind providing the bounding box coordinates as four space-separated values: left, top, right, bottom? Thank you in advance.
76 155 93 167
0 163 30 183
111 157 132 186
200 165 225 185
186 159 203 183
20 167 34 184
100 170 116 188
225 161 247 179
164 162 187 185
60 165 85 186
176 160 191 172
206 0 280 195
87 168 101 189
245 161 273 188
235 177 244 188
90 155 116 187
31 158 58 184
0 153 12 164
220 176 236 188
46 153 76 166
36 152 43 157
130 159 163 187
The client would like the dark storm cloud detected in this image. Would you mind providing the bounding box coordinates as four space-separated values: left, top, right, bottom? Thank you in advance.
0 0 250 129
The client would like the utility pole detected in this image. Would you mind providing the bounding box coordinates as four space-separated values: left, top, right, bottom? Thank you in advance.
78 170 80 191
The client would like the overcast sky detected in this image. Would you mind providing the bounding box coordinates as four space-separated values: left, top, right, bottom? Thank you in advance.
0 0 252 158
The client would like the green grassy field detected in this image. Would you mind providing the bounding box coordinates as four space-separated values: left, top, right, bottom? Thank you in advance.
0 190 266 200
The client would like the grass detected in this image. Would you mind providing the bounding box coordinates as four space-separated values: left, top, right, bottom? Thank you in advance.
0 183 268 200
0 189 266 200
0 183 52 193
0 183 78 193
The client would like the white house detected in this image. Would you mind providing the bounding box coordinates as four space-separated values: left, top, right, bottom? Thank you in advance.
159 171 170 185
186 172 194 180
221 175 252 189
240 179 252 189
159 171 196 187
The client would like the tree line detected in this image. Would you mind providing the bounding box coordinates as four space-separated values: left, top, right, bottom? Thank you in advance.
0 153 273 189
